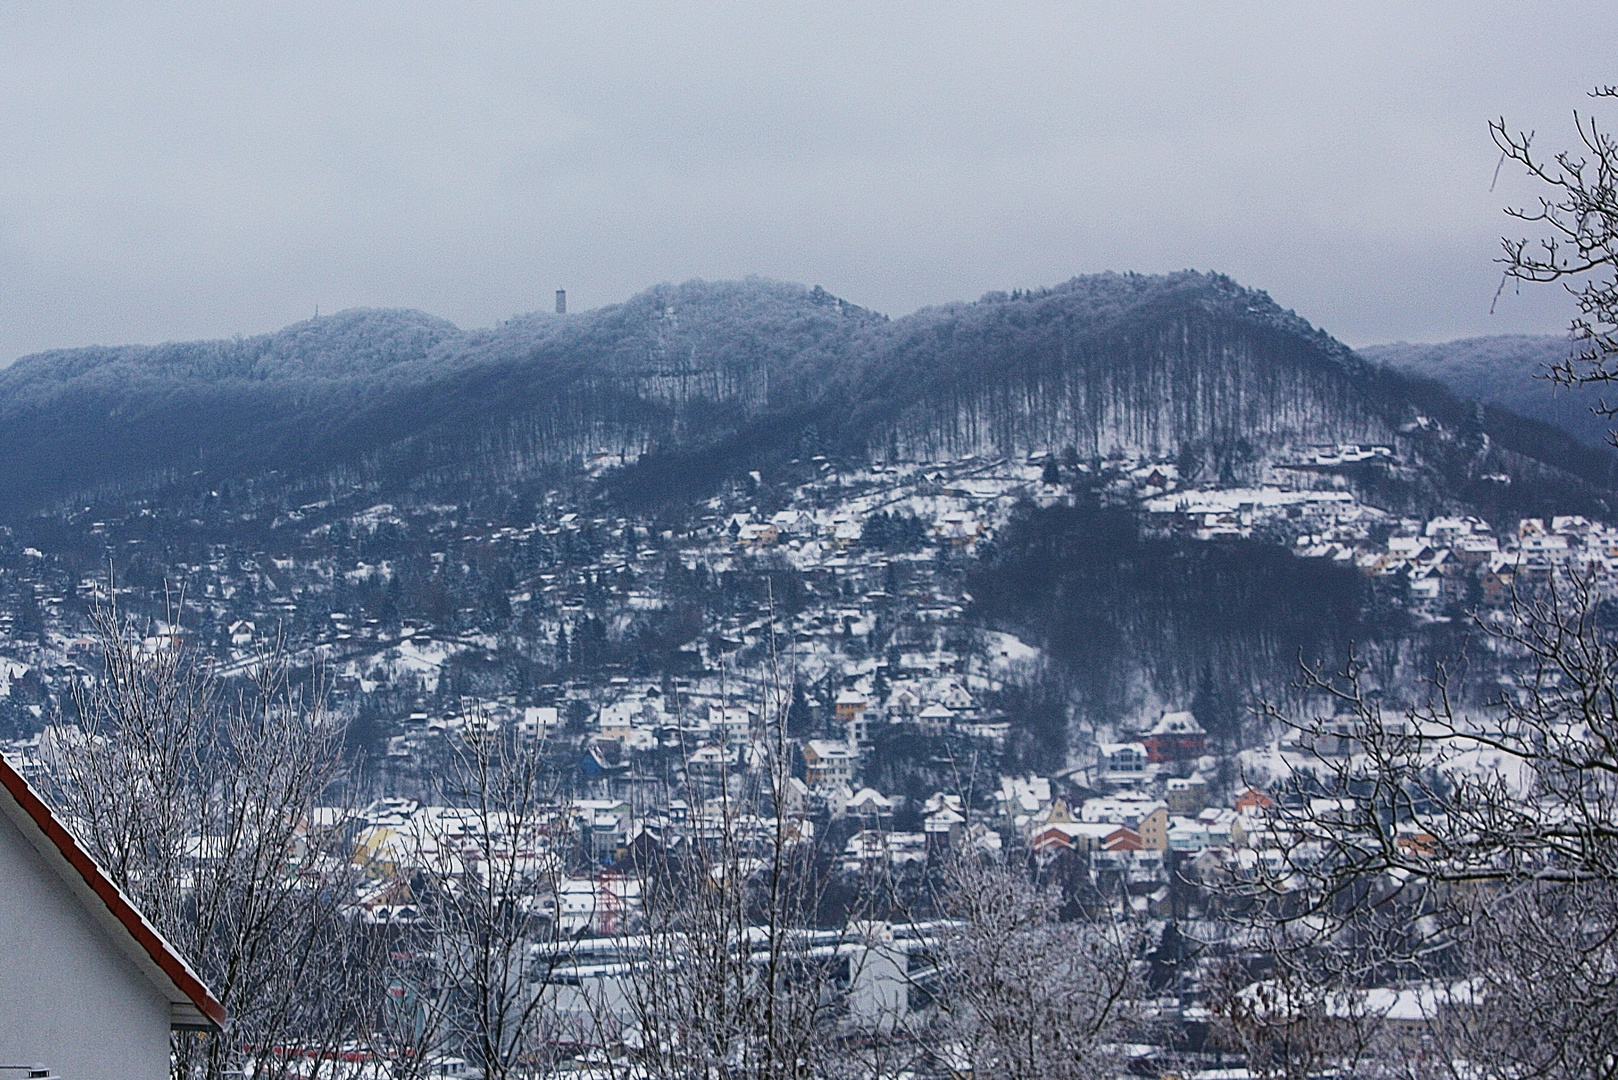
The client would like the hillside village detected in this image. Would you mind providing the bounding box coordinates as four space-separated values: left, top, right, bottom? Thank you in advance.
0 443 1607 958
6 9 1618 1064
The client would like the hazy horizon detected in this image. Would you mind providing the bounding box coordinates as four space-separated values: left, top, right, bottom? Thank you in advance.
4 3 1614 363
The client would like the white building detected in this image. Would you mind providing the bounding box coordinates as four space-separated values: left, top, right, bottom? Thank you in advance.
803 740 855 788
917 702 954 735
1 754 224 1080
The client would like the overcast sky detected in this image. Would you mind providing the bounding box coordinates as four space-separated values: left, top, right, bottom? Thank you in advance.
2 3 1613 363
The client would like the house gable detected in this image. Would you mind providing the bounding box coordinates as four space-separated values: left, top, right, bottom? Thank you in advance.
0 755 225 1033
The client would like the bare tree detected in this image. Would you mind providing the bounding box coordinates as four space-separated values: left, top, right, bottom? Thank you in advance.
43 596 360 1080
368 711 578 1080
1203 89 1618 1074
594 799 848 1079
1205 926 1426 1080
1236 570 1618 1078
1494 87 1618 428
925 850 1141 1080
1424 86 1618 1078
582 618 877 1080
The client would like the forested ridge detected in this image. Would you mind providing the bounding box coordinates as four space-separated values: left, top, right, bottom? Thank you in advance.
1361 333 1617 450
967 500 1423 770
1 271 1612 519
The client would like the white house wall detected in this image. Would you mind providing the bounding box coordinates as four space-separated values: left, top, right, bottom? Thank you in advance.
0 807 172 1080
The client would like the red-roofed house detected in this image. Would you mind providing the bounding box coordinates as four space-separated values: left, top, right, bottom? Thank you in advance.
1 753 224 1080
1234 786 1276 814
1028 799 1145 860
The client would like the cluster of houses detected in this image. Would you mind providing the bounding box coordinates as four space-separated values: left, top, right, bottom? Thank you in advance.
13 444 1603 792
727 505 988 554
796 705 1298 913
1298 514 1618 611
345 795 648 933
1145 482 1618 614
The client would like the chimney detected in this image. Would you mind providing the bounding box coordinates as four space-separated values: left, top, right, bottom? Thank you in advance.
555 288 567 315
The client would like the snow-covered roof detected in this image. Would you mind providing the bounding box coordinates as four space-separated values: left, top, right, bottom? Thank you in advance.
1150 710 1205 736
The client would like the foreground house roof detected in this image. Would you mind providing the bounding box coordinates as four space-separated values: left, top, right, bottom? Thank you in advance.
0 753 226 1029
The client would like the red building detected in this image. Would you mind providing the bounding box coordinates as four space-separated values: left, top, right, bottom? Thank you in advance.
1142 710 1207 763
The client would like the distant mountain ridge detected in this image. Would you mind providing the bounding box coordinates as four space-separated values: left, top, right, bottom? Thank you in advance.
1360 334 1617 451
2 273 1614 522
5 308 464 388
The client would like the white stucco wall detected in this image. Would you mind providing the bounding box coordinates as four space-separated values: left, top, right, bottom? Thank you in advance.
0 807 173 1080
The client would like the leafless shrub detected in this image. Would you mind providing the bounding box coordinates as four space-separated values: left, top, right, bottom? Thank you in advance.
341 699 594 1080
415 716 578 1080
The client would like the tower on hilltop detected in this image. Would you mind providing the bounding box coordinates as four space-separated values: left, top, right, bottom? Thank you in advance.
555 288 567 315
